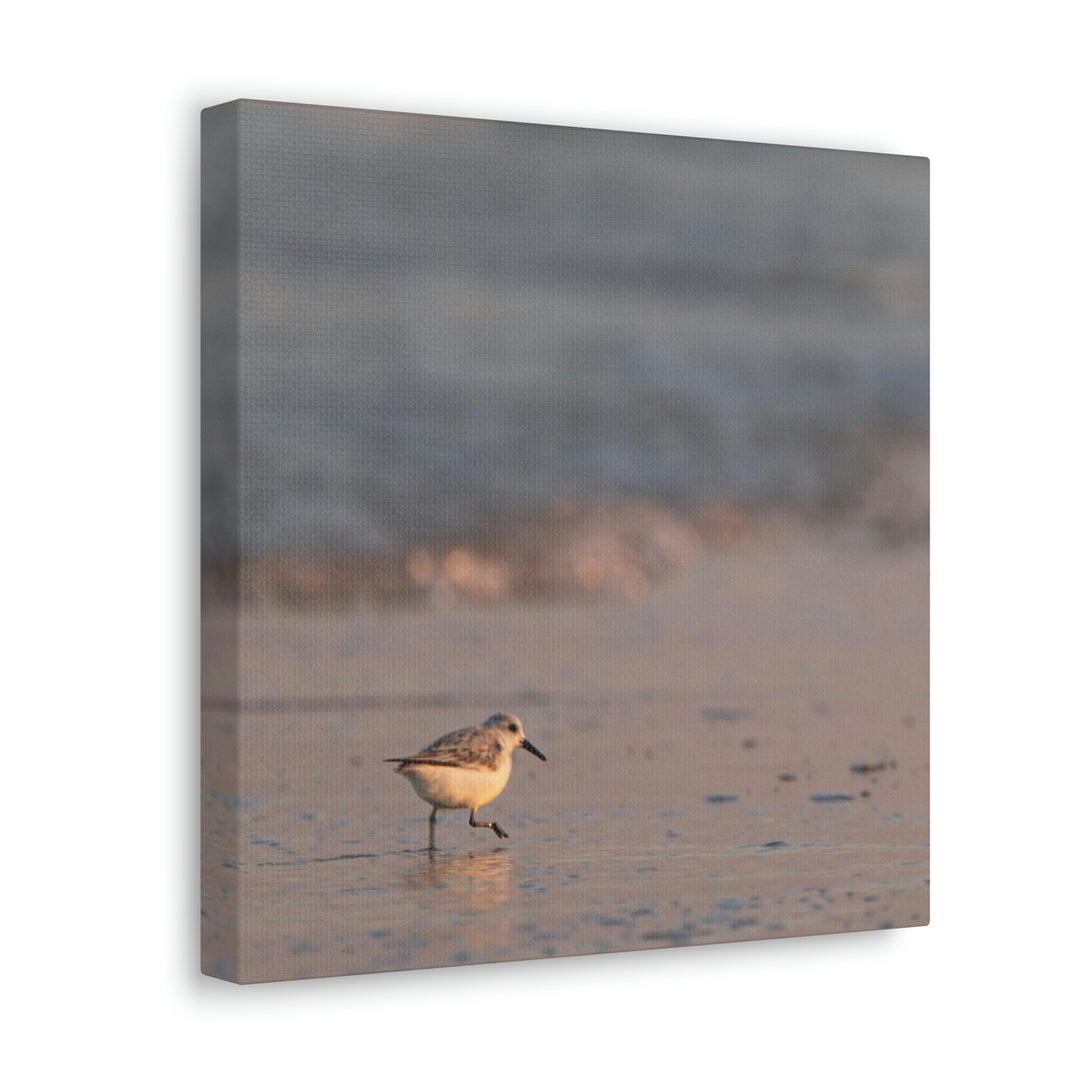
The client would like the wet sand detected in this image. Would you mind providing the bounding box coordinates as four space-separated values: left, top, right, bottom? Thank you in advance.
202 534 928 982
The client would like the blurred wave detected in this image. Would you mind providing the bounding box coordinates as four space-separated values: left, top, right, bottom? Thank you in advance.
203 102 928 561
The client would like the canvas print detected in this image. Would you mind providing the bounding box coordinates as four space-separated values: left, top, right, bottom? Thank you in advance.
201 99 929 983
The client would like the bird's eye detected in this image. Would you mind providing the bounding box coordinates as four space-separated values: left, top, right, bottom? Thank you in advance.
508 722 519 733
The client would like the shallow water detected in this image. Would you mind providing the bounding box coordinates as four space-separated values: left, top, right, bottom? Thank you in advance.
207 821 926 982
202 540 929 982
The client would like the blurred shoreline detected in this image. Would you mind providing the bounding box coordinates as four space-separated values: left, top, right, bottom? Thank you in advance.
203 434 927 611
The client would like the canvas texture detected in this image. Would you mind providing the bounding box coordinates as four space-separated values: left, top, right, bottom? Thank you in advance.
201 99 929 983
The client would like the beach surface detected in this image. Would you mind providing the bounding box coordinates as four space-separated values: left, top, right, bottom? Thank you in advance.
202 531 928 982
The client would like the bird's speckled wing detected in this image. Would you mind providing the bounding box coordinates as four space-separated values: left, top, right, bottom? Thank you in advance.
390 726 501 770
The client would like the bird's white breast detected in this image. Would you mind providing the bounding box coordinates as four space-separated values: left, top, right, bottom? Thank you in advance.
401 755 512 810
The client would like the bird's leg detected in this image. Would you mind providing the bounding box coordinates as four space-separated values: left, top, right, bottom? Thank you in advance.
469 809 509 840
428 808 437 850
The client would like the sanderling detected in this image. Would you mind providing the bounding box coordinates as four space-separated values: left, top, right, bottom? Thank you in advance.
385 713 546 849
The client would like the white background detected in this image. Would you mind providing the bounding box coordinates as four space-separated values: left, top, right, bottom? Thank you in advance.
5 2 1076 1076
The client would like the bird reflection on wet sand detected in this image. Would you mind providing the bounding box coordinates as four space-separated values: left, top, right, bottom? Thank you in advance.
400 850 513 911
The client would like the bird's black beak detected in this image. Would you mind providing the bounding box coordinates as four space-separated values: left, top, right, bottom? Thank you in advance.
522 739 546 761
